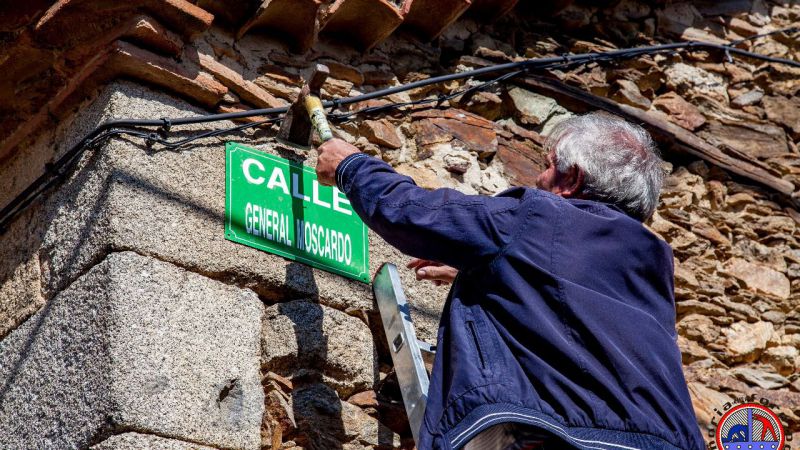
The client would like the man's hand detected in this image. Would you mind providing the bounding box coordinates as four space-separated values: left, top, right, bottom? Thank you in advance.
316 138 360 186
407 258 458 286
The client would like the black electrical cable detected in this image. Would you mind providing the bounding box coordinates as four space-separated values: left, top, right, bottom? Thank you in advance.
1 32 798 233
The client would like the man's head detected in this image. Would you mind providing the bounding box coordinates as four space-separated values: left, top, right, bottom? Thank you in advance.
535 112 664 221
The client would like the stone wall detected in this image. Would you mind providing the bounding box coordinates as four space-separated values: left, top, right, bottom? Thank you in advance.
1 1 799 448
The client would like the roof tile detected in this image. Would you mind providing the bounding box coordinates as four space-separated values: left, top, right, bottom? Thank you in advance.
320 0 406 51
403 0 472 41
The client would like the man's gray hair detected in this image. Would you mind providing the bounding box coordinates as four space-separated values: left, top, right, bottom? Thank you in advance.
545 112 664 221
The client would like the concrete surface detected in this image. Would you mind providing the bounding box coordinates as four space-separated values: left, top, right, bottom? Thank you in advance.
0 251 264 450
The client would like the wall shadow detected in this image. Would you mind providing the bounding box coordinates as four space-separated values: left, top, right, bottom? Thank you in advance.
279 262 345 450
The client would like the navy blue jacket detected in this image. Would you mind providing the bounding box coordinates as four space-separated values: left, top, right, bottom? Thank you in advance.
336 153 704 450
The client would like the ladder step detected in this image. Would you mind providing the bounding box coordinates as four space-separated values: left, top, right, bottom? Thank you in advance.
417 340 436 367
373 263 430 446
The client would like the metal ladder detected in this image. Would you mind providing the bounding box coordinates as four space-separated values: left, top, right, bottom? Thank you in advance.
373 263 436 445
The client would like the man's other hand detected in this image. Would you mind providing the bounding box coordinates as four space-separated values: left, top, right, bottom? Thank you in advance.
407 258 458 286
316 138 360 186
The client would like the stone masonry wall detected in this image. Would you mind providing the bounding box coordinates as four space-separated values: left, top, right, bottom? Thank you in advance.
1 1 799 448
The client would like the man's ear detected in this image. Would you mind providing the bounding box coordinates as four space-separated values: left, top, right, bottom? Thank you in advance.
557 165 585 198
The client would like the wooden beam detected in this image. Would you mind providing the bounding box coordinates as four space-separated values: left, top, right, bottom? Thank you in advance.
513 75 796 197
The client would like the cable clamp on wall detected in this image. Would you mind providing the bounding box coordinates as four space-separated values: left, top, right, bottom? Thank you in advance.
159 118 172 138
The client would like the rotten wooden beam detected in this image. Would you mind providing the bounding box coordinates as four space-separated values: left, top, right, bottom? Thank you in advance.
513 75 796 198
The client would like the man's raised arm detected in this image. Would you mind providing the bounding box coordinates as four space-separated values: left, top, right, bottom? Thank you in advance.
316 138 523 271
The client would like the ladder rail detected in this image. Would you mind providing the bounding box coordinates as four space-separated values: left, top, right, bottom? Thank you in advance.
373 263 431 446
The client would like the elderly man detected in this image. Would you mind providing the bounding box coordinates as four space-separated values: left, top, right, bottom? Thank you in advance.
316 112 704 450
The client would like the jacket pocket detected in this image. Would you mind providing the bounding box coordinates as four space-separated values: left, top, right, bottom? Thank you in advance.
466 319 487 370
464 308 499 377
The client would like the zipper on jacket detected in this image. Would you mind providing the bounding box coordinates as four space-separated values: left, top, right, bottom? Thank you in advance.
466 319 487 370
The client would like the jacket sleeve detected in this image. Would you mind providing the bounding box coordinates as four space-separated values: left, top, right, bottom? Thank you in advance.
335 153 524 271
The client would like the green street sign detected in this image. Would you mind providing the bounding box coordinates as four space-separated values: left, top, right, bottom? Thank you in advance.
225 142 370 283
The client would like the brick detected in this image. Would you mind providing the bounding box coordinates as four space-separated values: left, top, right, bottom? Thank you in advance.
34 0 212 44
0 43 112 162
124 15 185 55
196 52 285 108
0 0 52 32
104 41 228 107
0 15 184 160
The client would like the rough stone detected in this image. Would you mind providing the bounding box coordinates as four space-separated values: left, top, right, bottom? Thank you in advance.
0 252 264 450
731 89 764 108
651 92 706 131
702 120 789 161
678 335 715 365
732 367 789 390
358 119 402 149
648 214 699 252
495 132 546 188
762 95 800 137
504 88 572 129
688 382 734 429
455 91 503 121
412 108 498 159
262 300 376 398
611 0 651 21
291 383 401 449
676 299 725 319
91 433 218 450
677 314 719 344
443 152 472 174
722 320 774 363
664 63 728 103
761 346 799 376
612 79 651 110
724 258 791 299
